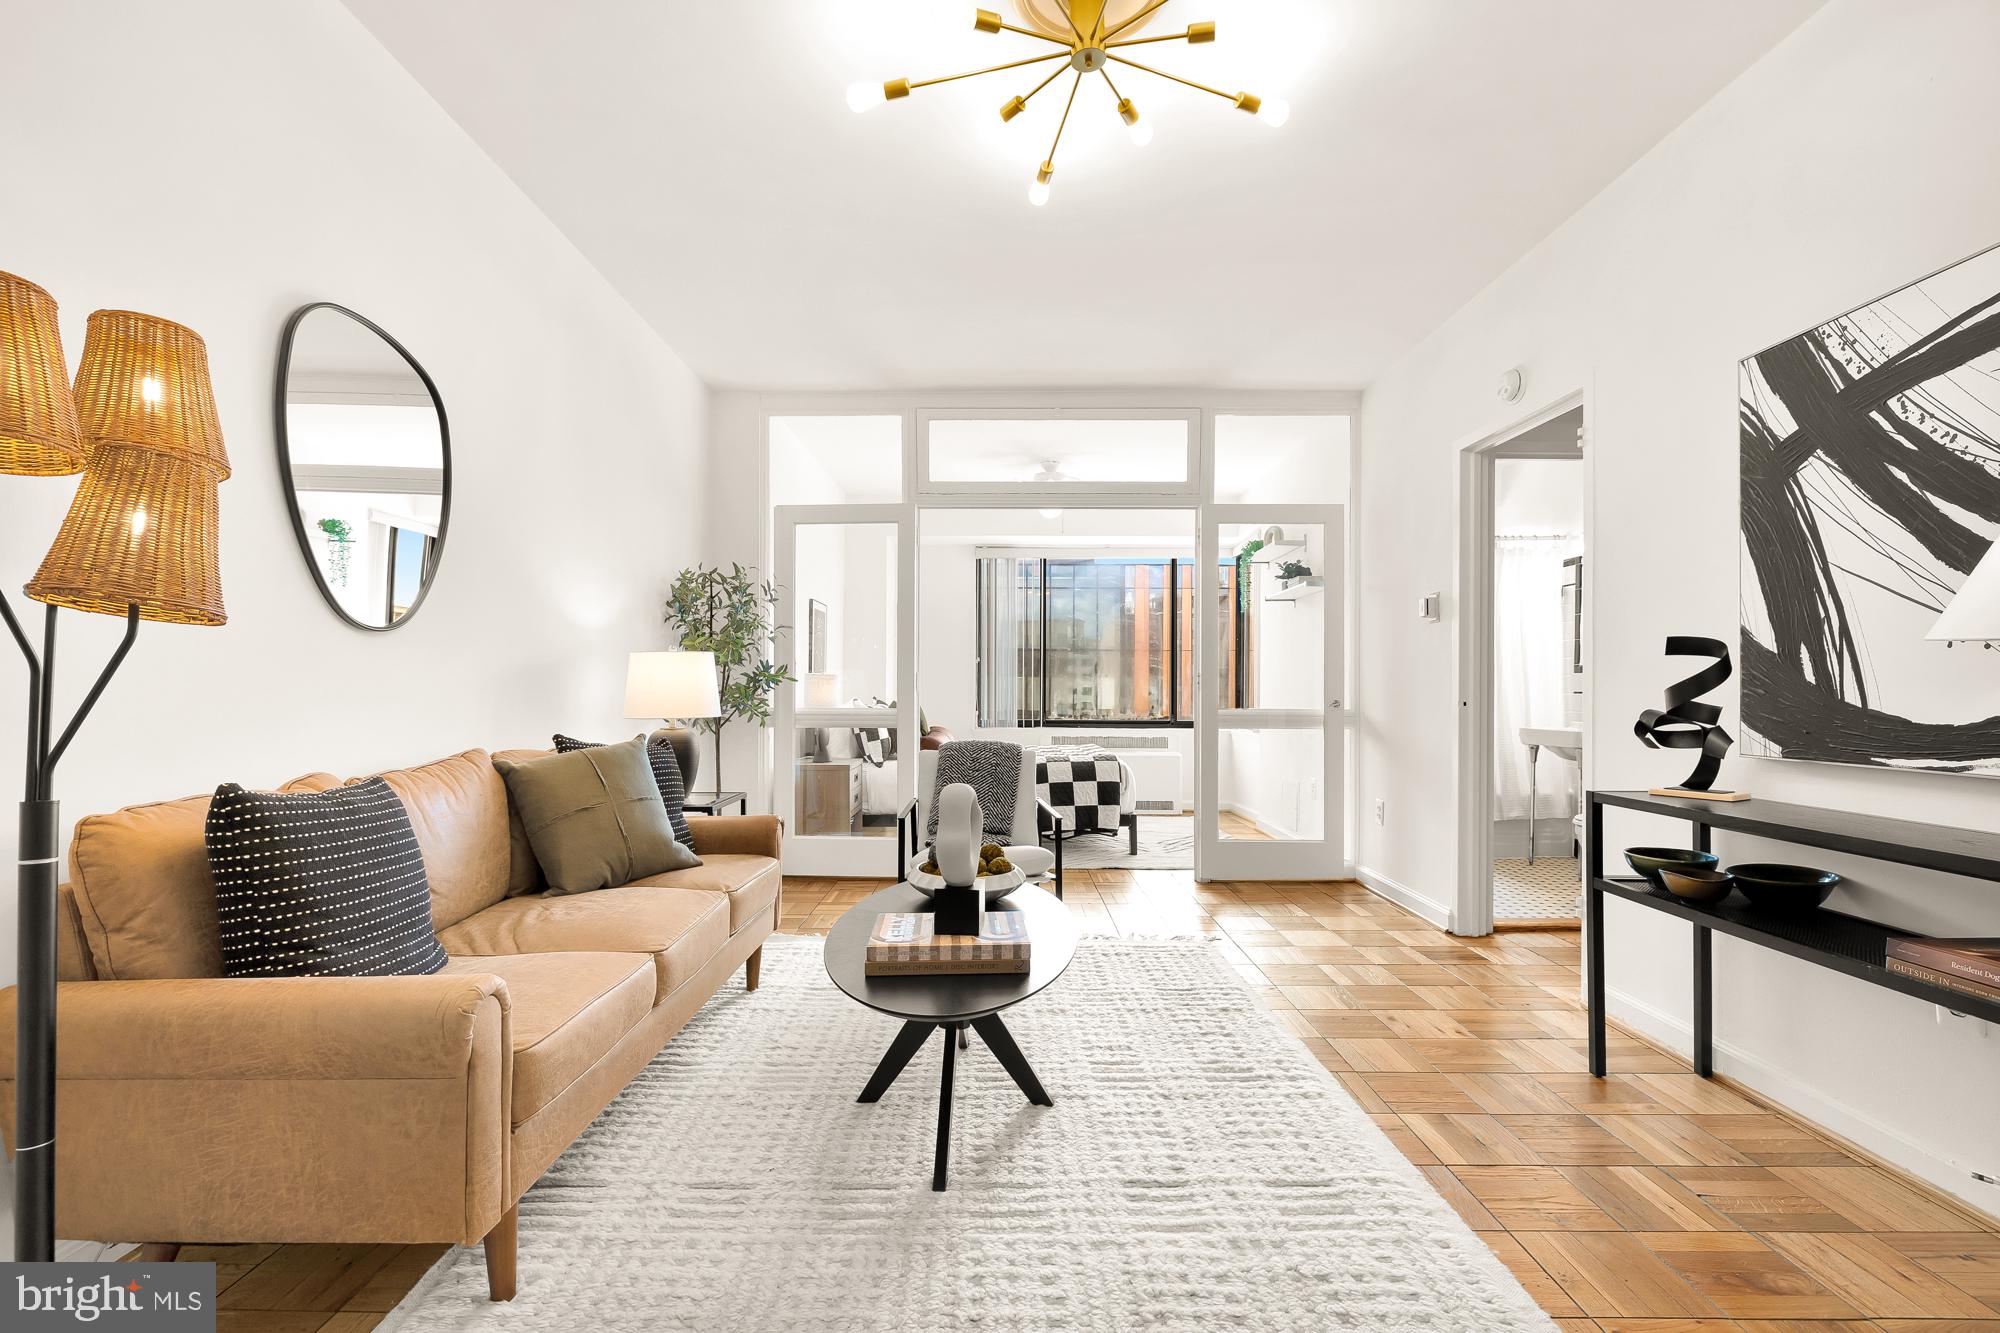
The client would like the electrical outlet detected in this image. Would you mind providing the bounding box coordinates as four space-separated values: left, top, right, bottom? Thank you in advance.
1374 798 1387 825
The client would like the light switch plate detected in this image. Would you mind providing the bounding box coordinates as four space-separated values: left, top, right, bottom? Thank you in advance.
1418 593 1441 622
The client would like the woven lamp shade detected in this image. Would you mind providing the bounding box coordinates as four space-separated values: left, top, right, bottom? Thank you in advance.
70 309 230 480
26 442 226 625
0 270 86 476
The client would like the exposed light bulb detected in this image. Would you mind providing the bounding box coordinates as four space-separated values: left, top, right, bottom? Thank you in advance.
1128 119 1154 147
1259 96 1291 128
1028 178 1051 207
129 507 148 537
140 376 163 404
846 81 884 113
1039 508 1062 521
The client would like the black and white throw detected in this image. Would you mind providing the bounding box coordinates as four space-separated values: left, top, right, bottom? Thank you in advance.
1036 744 1123 836
925 739 1021 841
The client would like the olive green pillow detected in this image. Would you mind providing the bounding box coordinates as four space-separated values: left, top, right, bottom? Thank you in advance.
493 736 698 896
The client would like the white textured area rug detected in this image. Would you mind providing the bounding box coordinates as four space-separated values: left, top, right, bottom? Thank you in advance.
385 936 1554 1333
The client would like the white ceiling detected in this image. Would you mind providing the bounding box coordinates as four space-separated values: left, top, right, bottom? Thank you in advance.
344 0 1821 390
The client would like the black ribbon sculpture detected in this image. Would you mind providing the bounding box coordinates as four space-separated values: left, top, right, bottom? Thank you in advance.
1633 635 1735 792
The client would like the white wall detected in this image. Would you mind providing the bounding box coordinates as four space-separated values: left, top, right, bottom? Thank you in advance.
1494 455 1586 535
0 1 706 974
1356 0 2000 1208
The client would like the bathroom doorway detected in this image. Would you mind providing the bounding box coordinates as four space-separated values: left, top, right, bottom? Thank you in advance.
1491 449 1585 923
1452 397 1587 934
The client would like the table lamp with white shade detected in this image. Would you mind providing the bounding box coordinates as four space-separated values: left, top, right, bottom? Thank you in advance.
1928 541 2000 646
625 650 721 791
804 672 840 709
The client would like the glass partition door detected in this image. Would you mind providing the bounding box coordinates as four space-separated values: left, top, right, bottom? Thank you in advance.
773 504 917 877
1196 504 1345 880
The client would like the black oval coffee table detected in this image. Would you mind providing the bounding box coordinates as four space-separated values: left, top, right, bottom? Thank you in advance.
824 881 1077 1191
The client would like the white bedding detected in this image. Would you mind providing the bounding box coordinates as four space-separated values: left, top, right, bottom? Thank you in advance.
860 757 900 816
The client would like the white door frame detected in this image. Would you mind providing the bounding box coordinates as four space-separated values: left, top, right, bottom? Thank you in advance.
1451 391 1588 935
1196 502 1347 881
753 396 1361 879
773 502 918 877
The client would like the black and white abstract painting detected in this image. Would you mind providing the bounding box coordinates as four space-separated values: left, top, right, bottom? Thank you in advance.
1741 243 2000 775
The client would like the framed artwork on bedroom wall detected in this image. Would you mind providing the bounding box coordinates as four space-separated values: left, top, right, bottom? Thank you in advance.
1740 240 2000 776
808 598 828 674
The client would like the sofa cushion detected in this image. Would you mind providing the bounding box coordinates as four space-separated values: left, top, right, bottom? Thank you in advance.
66 772 343 980
351 749 511 931
437 886 729 1004
208 778 450 978
443 951 653 1124
494 739 697 896
554 733 695 848
627 854 779 935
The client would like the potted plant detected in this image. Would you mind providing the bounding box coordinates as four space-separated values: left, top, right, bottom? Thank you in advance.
316 517 353 587
663 563 794 794
1276 559 1316 590
1235 537 1264 612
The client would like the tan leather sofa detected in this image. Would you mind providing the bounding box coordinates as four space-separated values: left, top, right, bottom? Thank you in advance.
0 747 781 1301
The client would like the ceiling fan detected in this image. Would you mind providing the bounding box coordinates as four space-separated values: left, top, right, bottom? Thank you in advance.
1032 459 1072 518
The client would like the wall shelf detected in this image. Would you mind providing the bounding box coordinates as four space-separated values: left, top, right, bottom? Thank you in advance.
1264 577 1323 603
1584 789 2000 1080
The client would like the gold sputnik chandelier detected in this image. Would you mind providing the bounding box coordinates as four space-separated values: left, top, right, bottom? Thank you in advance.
848 0 1289 205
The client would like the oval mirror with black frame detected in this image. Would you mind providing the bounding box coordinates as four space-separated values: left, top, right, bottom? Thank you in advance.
275 303 450 631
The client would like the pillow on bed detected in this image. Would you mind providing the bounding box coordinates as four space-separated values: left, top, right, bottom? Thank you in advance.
855 726 894 766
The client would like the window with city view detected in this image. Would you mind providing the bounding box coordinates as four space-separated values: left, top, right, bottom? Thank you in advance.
976 557 1251 726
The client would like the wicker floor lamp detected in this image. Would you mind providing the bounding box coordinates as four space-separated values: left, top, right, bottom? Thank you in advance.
1 275 229 1260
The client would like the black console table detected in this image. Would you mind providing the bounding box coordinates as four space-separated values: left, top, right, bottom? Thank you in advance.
1586 789 2000 1079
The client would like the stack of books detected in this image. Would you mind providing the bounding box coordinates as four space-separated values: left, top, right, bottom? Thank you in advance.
1884 937 2000 1005
865 910 1031 976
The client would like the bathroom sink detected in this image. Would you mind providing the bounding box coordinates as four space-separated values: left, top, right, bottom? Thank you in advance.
1520 727 1583 763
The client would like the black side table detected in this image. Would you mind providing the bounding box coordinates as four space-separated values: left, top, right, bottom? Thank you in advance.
683 791 747 816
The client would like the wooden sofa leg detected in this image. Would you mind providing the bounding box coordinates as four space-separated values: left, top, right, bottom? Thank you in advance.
136 1243 180 1263
485 1205 517 1302
745 945 763 992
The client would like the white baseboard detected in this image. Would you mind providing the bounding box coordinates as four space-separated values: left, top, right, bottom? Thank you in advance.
1354 864 1451 929
1607 987 2000 1215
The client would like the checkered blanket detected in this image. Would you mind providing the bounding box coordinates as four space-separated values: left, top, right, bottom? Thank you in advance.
1035 745 1124 836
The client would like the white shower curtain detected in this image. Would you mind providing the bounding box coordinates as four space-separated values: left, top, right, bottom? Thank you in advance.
1493 535 1580 823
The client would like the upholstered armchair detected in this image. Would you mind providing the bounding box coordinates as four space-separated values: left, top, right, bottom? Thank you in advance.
899 746 1062 897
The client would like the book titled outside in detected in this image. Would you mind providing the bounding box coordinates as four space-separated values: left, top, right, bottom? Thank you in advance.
866 910 1031 974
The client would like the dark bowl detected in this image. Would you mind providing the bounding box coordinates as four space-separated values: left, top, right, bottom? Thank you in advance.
1659 866 1736 904
1727 862 1840 911
1624 846 1719 889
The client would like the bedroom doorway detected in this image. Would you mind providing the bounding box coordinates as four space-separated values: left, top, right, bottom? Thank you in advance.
762 401 1356 880
918 505 1199 872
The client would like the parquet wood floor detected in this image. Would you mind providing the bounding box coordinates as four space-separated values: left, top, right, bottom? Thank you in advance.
143 870 2000 1331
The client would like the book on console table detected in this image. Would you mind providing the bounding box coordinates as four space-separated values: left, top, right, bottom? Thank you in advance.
866 910 1031 976
1884 955 2000 1005
1884 938 2000 990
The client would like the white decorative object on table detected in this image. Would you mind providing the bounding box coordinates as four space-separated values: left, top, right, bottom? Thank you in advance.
932 782 984 886
909 783 1031 899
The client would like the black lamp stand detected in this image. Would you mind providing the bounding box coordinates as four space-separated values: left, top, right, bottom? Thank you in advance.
3 595 139 1261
